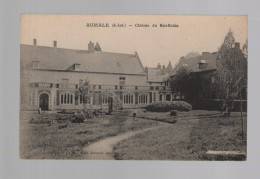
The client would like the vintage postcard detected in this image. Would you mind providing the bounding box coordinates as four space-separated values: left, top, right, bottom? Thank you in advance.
20 15 247 160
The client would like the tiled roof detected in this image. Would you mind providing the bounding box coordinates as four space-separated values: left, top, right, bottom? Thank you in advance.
170 52 218 76
21 44 145 75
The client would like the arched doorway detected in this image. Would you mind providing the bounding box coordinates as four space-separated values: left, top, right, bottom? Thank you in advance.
39 93 49 110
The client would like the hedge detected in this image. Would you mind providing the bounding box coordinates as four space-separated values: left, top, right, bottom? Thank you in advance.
187 99 247 112
145 101 192 112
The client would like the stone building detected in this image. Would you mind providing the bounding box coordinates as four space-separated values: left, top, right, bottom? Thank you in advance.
20 39 175 111
169 43 247 101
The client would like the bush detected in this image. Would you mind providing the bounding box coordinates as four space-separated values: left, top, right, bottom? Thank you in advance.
170 110 177 116
145 101 192 112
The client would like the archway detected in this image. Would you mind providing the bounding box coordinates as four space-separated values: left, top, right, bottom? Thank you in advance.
39 93 49 110
165 93 172 101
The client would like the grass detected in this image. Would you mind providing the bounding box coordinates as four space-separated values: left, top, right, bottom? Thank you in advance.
114 110 247 160
20 110 159 159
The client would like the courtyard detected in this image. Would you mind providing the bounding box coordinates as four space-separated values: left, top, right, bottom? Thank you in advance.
20 109 247 160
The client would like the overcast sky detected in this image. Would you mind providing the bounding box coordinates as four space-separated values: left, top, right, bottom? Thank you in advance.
21 15 247 68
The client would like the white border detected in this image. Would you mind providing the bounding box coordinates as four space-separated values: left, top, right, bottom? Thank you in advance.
1 0 260 178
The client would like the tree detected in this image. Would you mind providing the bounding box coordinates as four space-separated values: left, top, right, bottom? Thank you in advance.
242 39 248 59
77 79 94 118
169 67 192 98
215 30 247 116
170 66 202 100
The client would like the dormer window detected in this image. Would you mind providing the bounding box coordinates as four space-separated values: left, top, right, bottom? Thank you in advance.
32 61 39 69
199 60 208 69
62 78 69 84
74 63 81 71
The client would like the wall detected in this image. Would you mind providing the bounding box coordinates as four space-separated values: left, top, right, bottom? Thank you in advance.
27 69 148 86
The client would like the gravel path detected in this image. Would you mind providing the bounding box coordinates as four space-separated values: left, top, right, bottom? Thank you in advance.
82 125 165 160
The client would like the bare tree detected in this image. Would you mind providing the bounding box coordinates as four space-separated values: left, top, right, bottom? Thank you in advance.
215 30 247 116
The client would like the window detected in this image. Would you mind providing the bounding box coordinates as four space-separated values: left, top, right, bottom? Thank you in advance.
93 85 96 89
120 86 124 90
102 94 108 104
138 94 148 104
211 76 215 84
150 86 154 90
135 86 138 90
155 86 159 90
123 94 134 104
99 85 101 89
119 77 126 80
159 93 164 101
60 93 74 104
74 64 80 70
79 94 90 104
165 94 172 101
115 85 118 90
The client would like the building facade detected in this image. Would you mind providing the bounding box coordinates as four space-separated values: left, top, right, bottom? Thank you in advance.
169 43 247 101
21 40 176 111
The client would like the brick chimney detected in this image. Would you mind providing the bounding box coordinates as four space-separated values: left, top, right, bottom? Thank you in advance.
53 41 57 48
161 65 166 75
88 41 94 51
157 63 162 71
33 39 37 46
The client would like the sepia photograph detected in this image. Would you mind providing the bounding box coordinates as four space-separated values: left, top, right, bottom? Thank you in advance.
20 15 248 160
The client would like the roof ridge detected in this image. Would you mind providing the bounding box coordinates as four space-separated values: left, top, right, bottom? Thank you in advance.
20 44 136 56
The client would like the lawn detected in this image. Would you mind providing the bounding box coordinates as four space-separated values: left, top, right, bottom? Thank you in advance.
20 110 159 159
114 110 247 160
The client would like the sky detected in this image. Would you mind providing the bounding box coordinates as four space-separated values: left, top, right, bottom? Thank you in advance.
20 15 247 68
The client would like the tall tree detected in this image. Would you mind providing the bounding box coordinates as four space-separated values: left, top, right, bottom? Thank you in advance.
169 67 192 98
215 30 247 116
242 39 248 59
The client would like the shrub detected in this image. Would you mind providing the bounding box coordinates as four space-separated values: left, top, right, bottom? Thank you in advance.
58 123 68 129
170 110 177 116
145 101 192 112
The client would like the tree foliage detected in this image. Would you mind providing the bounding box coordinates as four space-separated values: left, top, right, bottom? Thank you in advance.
242 39 248 59
215 30 247 115
77 79 93 111
169 67 201 99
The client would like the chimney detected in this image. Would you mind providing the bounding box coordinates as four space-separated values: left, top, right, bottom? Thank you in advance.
88 41 94 51
235 42 240 50
53 41 57 48
157 63 162 71
145 66 148 73
33 39 37 46
161 65 166 75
